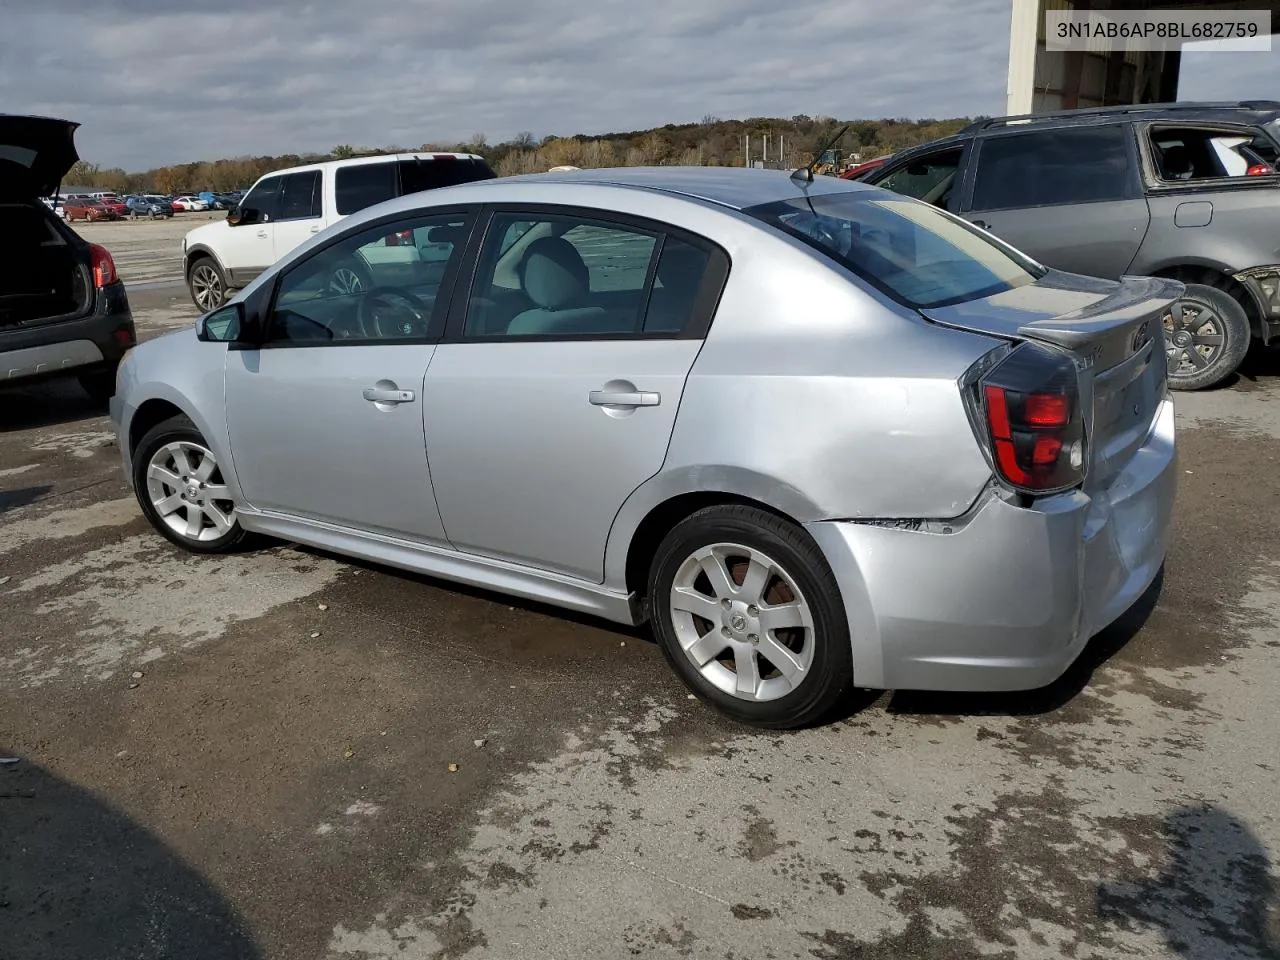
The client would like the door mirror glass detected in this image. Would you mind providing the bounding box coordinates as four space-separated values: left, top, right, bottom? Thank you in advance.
228 206 259 227
197 303 244 342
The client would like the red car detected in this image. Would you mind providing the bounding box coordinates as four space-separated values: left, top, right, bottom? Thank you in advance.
96 196 128 218
63 198 119 222
841 155 892 180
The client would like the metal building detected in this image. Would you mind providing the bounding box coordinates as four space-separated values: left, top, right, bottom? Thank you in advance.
1007 0 1280 114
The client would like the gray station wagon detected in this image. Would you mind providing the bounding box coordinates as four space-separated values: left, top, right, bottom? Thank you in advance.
864 100 1280 390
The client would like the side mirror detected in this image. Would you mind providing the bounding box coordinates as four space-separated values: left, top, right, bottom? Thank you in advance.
228 206 259 226
197 303 245 343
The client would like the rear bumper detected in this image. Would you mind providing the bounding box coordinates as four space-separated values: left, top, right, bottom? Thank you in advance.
0 282 135 385
807 398 1176 692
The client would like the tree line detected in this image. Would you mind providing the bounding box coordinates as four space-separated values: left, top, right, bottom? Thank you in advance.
66 114 978 194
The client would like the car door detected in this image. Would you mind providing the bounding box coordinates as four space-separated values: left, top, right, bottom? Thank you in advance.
223 208 476 543
958 124 1150 280
272 169 325 262
422 208 728 582
221 175 281 285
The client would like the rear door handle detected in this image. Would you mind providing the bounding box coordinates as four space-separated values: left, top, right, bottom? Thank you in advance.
309 225 321 233
363 386 416 404
590 390 660 407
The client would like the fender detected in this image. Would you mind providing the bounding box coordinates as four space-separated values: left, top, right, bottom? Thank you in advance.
183 243 229 281
602 463 827 591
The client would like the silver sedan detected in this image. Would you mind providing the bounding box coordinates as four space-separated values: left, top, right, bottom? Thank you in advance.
110 167 1179 728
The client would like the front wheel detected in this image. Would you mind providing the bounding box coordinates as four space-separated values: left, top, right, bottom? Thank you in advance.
1164 283 1251 391
647 505 853 729
132 414 249 554
188 256 227 312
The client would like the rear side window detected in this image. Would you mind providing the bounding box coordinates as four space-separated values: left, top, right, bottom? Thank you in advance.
277 170 322 221
747 193 1040 309
335 162 397 215
971 125 1134 211
398 157 495 195
1148 126 1280 180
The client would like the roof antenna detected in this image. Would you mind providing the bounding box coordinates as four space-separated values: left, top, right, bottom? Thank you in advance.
791 124 849 184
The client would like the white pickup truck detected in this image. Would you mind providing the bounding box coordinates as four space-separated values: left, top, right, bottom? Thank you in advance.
181 152 495 311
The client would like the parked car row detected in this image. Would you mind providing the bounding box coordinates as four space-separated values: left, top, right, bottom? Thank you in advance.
40 189 245 221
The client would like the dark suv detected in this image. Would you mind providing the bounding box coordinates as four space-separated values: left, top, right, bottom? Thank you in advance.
1 115 135 403
862 100 1280 390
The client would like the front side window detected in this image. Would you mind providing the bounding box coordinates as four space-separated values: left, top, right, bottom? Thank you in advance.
240 177 281 222
970 125 1133 211
277 170 321 220
335 162 397 215
266 212 472 344
747 193 1040 309
465 213 703 338
874 148 963 210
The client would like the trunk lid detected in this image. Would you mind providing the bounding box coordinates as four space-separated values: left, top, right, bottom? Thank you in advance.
0 115 80 200
922 270 1182 489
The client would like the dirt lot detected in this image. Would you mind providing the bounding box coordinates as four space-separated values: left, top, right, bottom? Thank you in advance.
2 276 1279 959
76 211 222 286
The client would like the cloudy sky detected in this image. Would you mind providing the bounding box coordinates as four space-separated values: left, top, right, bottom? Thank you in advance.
3 0 1276 171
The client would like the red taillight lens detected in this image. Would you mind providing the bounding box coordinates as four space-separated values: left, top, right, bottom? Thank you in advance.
89 243 117 288
969 343 1086 495
1246 163 1273 176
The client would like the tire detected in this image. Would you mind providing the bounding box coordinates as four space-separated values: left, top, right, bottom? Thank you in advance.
132 414 250 555
78 366 117 405
647 505 853 729
1164 282 1251 391
188 255 227 312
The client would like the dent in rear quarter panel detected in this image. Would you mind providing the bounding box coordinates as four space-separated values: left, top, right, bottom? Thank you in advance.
659 238 1001 523
117 330 240 498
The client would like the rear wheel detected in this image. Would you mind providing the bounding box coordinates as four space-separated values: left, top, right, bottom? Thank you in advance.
647 505 853 729
1164 283 1250 391
188 256 227 312
133 415 249 554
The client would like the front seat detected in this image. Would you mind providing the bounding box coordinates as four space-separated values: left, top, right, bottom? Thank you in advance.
505 237 609 335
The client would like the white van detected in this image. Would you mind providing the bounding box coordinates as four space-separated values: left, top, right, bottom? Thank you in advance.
181 152 495 311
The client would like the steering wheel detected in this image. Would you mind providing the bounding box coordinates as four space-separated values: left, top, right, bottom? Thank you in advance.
357 288 431 339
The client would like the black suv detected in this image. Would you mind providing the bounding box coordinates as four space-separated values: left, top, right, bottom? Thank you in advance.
863 100 1280 390
1 115 135 403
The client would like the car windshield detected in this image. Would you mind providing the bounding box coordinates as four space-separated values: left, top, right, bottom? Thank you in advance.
745 192 1042 309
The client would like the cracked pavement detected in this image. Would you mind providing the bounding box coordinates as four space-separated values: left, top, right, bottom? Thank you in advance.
1 233 1278 959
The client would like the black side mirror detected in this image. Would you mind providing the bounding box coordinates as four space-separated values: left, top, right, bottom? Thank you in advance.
228 206 259 226
196 303 245 343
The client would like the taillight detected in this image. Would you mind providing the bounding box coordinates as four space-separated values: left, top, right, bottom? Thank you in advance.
1246 163 1273 176
966 343 1086 495
384 229 414 246
89 244 118 287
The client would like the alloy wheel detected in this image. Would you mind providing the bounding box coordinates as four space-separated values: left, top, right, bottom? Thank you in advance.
191 264 224 311
145 440 236 543
1165 297 1226 378
668 542 816 701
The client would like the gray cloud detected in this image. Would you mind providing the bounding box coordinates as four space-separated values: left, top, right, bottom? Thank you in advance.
2 0 1275 170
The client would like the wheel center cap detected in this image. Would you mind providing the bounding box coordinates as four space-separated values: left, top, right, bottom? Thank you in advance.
185 482 201 501
1173 331 1192 347
730 613 747 632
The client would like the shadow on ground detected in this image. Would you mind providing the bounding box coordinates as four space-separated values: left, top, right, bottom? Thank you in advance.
881 566 1164 719
0 754 260 960
0 379 105 433
1098 804 1280 959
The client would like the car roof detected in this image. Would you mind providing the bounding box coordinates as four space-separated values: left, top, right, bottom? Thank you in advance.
494 165 871 211
959 100 1280 136
255 152 487 179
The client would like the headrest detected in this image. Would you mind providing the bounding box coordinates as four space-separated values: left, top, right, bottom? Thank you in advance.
520 236 589 310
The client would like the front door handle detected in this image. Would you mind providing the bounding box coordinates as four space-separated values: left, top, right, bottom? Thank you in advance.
309 225 321 233
363 386 416 404
256 229 268 239
590 389 660 407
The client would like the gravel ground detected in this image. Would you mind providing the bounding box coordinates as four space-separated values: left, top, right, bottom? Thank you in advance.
1 283 1278 959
